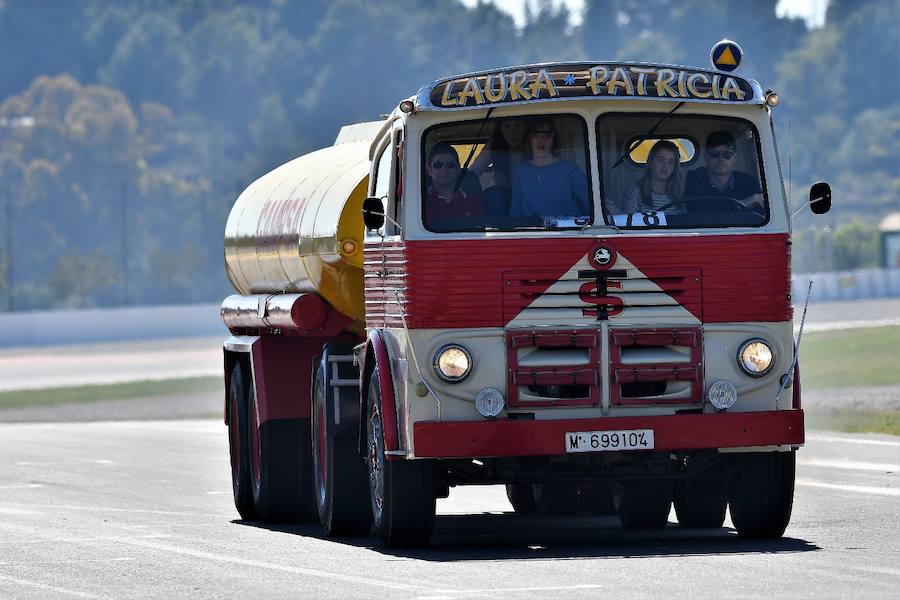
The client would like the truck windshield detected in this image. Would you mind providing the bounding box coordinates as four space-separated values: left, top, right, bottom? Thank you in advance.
597 114 769 229
421 114 592 232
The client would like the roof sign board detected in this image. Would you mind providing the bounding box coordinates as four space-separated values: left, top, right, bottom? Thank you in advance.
427 63 757 109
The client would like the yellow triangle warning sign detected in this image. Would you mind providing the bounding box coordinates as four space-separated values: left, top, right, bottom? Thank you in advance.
717 46 738 66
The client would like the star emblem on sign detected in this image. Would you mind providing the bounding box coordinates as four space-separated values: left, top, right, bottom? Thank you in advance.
564 73 576 85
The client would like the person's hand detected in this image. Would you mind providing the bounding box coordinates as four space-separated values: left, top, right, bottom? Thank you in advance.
743 193 764 211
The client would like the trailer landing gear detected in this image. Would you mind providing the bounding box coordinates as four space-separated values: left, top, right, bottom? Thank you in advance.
366 368 436 547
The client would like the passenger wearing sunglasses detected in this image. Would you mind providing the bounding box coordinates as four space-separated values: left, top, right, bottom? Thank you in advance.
684 130 764 211
424 142 485 227
510 119 589 221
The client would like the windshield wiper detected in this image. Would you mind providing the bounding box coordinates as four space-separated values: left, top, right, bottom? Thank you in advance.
454 106 495 193
611 101 685 170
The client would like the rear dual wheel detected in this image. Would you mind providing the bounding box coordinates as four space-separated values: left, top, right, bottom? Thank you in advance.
673 477 727 528
613 479 673 528
227 361 255 520
312 347 372 536
246 371 316 523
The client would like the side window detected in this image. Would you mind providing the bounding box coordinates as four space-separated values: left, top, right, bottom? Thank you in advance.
373 142 392 200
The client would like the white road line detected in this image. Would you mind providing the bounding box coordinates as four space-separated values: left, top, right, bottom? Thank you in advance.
0 535 171 544
0 573 105 599
798 458 899 472
13 504 235 518
15 460 113 466
0 558 135 566
0 483 42 490
806 434 900 448
434 584 605 595
796 479 899 496
116 538 423 592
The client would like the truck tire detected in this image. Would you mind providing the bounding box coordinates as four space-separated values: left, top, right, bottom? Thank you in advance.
582 481 616 515
247 377 316 523
613 480 672 529
366 368 436 547
728 451 795 538
505 483 538 513
673 477 727 528
227 361 256 521
533 482 579 515
312 354 372 536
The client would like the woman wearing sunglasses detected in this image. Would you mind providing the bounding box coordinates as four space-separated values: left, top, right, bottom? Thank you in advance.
509 119 589 221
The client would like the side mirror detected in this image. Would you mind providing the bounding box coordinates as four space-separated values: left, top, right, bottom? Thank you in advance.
362 197 385 230
809 181 832 215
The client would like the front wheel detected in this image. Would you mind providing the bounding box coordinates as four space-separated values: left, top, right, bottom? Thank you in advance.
366 368 436 547
728 451 795 538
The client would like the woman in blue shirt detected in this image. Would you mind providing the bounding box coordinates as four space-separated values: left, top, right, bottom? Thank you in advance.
510 119 589 220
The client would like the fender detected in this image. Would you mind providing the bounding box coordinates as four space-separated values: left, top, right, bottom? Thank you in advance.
361 329 401 453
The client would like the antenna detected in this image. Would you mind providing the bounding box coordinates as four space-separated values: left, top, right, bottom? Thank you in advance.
788 119 792 206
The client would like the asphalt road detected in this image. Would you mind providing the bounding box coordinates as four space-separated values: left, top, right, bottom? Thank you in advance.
0 420 897 599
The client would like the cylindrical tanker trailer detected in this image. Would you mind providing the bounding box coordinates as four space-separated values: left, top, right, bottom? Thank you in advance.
223 52 831 548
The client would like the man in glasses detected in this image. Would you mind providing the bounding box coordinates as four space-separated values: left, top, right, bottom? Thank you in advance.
425 143 485 228
684 130 764 211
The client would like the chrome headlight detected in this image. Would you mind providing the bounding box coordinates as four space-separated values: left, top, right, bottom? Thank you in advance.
433 344 472 383
737 338 775 377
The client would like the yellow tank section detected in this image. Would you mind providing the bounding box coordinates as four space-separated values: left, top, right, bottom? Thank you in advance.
223 140 370 324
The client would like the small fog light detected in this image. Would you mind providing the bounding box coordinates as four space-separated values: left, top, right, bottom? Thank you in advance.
708 380 737 411
475 388 505 418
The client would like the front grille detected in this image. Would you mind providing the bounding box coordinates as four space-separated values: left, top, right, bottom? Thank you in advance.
609 326 703 406
506 329 601 408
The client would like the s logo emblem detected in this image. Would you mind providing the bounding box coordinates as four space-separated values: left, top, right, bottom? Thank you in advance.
594 247 611 265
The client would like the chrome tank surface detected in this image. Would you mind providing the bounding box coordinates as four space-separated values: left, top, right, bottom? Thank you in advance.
224 141 370 323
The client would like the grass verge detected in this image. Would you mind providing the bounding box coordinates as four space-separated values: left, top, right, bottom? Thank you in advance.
0 376 222 411
801 325 900 390
806 409 900 437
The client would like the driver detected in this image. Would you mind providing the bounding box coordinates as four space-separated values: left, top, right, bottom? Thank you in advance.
425 143 486 227
684 131 764 211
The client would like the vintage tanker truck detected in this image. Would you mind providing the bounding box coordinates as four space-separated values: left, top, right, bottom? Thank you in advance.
221 44 831 547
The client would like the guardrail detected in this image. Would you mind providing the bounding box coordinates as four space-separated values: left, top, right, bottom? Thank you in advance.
0 304 225 348
792 268 900 303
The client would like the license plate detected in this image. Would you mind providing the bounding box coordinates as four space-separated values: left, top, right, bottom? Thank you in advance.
565 429 654 453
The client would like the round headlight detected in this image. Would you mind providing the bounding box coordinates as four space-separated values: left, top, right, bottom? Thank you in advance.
433 344 472 382
475 388 505 418
737 339 775 377
707 380 737 411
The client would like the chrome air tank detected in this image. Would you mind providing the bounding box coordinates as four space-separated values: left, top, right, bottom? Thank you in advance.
223 140 370 325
